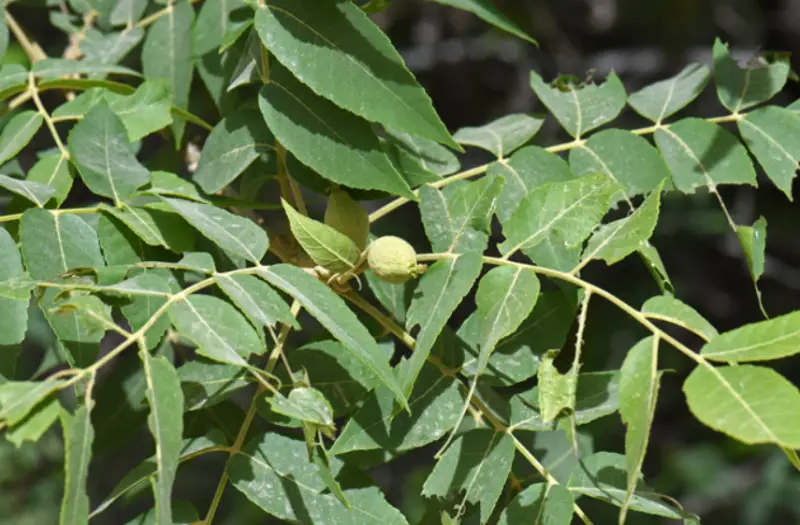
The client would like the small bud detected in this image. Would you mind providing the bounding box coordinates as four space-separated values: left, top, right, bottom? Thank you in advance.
367 236 426 284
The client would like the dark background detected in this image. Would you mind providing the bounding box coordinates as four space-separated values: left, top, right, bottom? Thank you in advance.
2 0 800 524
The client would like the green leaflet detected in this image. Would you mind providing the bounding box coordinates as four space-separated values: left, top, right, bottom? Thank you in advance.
141 354 183 525
0 111 43 165
259 61 414 199
736 216 767 305
268 387 334 430
19 208 105 281
179 359 249 411
684 364 800 448
700 310 800 362
498 483 574 525
60 403 95 525
655 118 757 193
569 130 669 199
538 351 577 424
580 182 663 268
713 38 790 112
510 371 620 431
230 433 409 525
618 337 661 524
530 71 627 138
489 145 573 223
641 295 718 341
0 227 30 345
163 198 268 263
193 111 274 194
403 253 483 396
257 264 409 411
193 0 240 112
431 0 537 44
254 0 456 149
214 273 299 330
141 0 194 144
738 105 800 199
82 27 144 71
168 295 263 366
329 360 464 455
384 129 460 178
282 199 361 273
627 63 710 122
0 173 55 207
0 379 63 426
453 114 544 158
99 203 194 252
68 102 150 204
5 397 62 448
499 173 622 258
422 429 515 524
568 452 691 519
419 176 503 254
24 154 74 207
33 58 140 79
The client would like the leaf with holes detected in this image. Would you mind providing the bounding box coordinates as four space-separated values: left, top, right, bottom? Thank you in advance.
713 38 790 112
738 105 800 199
530 71 627 138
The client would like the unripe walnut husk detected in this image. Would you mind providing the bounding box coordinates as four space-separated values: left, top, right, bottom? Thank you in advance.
367 236 427 284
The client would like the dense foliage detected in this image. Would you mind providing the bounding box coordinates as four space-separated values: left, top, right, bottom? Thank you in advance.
0 0 799 524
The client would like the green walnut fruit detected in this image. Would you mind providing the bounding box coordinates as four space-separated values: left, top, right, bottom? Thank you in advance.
324 187 369 251
367 236 426 284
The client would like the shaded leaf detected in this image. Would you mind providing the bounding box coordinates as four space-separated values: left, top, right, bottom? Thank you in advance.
385 129 459 177
498 483 574 525
257 264 409 411
530 71 626 138
431 0 537 44
627 63 710 122
453 114 543 158
20 209 104 280
230 432 409 525
179 358 249 411
163 198 268 263
0 110 43 165
654 118 757 193
82 27 144 69
581 182 663 267
403 253 483 395
738 105 800 199
0 173 56 206
684 364 800 447
25 154 73 206
330 360 464 455
259 62 414 198
568 452 689 519
736 216 767 289
33 58 140 79
538 351 577 424
100 204 192 252
5 397 61 447
193 110 274 193
0 227 29 345
68 102 150 204
713 38 790 112
141 354 183 525
254 0 456 148
422 429 514 524
569 129 669 199
60 403 94 525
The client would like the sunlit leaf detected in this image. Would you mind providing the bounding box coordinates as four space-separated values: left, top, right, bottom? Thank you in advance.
641 295 718 341
215 273 299 330
700 310 800 362
282 199 361 273
713 38 790 112
0 173 56 206
627 63 710 122
254 0 456 148
498 483 574 525
0 110 43 165
738 105 800 199
530 71 626 138
684 364 800 447
453 114 543 158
